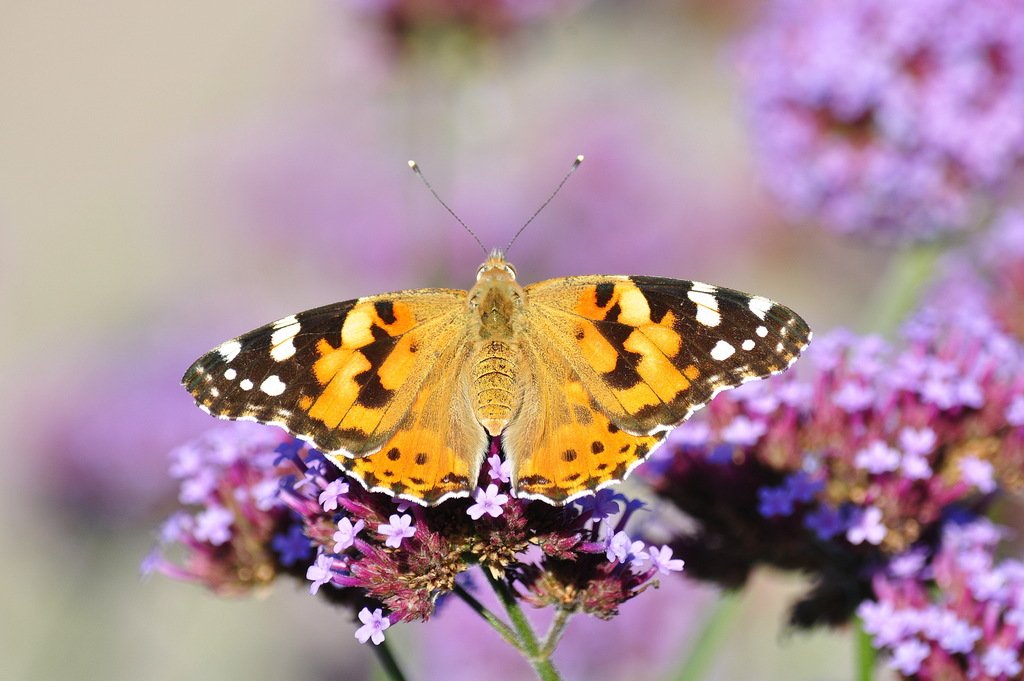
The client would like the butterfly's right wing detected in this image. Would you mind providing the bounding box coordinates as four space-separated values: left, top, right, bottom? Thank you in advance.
504 274 810 503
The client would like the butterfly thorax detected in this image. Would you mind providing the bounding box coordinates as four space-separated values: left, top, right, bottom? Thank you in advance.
469 252 525 436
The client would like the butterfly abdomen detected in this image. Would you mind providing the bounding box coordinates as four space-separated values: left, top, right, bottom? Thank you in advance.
473 340 518 436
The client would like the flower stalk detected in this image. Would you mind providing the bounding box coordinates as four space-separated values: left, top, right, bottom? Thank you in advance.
485 570 563 681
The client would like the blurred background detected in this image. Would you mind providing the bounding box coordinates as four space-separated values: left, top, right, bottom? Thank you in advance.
1 0 926 678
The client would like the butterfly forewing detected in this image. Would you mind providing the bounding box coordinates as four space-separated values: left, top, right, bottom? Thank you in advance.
183 289 470 461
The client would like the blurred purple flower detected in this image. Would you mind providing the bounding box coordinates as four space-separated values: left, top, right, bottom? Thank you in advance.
341 0 590 49
29 309 262 525
145 423 291 594
737 0 1024 240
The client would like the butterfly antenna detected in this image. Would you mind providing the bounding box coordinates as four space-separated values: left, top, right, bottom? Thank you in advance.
408 160 487 255
505 154 584 254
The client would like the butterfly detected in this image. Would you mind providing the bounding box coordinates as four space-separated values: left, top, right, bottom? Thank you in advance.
183 249 811 506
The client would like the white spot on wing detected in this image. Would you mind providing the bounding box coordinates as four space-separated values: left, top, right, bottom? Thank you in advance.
218 340 242 363
688 290 721 327
691 281 717 294
260 375 286 396
710 340 736 361
756 325 769 337
224 368 237 380
272 314 298 330
741 339 755 351
748 296 773 320
240 379 254 391
270 317 300 361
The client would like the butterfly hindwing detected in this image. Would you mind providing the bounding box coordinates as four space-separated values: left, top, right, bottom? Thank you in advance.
183 289 470 460
502 350 664 503
346 338 488 504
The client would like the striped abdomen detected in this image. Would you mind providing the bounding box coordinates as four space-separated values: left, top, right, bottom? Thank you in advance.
473 340 518 436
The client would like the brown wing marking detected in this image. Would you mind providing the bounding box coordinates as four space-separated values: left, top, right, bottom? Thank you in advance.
340 341 488 504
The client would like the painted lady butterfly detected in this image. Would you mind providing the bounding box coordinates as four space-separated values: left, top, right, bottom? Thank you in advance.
183 249 810 505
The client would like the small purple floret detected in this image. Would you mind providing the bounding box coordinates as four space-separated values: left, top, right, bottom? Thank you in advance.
467 484 509 520
354 607 391 646
378 513 416 548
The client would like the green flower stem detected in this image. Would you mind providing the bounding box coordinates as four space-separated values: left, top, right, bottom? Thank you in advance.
667 591 743 681
865 240 947 334
539 608 572 659
453 583 525 651
372 637 411 681
855 617 877 681
485 571 564 681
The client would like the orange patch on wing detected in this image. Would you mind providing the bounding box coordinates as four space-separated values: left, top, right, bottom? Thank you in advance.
615 382 662 413
512 383 663 501
573 285 614 319
575 322 619 373
614 284 652 326
376 335 419 391
640 323 682 356
623 330 691 400
376 300 416 336
344 391 477 503
683 364 700 381
309 345 370 428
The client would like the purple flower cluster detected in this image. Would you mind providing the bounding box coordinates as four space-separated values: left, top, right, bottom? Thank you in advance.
737 0 1024 240
860 519 1024 679
645 289 1024 625
148 434 682 645
143 423 293 594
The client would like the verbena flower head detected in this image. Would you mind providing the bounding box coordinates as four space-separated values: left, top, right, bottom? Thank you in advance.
645 293 1024 626
148 433 682 643
737 0 1024 240
860 519 1024 679
143 423 293 594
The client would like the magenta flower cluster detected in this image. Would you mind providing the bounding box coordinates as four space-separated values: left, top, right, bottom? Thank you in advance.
737 0 1024 240
860 519 1024 678
146 434 682 646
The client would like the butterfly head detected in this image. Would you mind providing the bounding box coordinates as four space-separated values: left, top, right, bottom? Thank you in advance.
477 249 517 282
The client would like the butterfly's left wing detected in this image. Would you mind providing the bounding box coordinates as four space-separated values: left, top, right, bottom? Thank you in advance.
507 275 810 503
183 289 493 504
